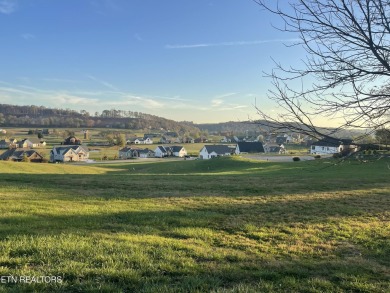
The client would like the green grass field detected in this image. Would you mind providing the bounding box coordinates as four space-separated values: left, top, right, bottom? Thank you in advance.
0 157 389 292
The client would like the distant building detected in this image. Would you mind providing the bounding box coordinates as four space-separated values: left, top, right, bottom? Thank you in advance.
310 138 356 155
199 145 235 159
18 138 46 148
63 136 82 145
0 148 43 162
50 145 89 162
235 142 265 154
119 147 138 159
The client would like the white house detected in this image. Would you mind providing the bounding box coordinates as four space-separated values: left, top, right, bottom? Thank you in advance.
310 138 355 155
171 146 187 157
154 146 170 158
143 137 153 144
50 145 89 162
199 145 234 159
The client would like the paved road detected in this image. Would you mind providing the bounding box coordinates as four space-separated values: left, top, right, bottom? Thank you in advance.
242 154 318 162
73 157 188 165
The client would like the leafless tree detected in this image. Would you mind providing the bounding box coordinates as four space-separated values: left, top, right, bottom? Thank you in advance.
253 0 390 140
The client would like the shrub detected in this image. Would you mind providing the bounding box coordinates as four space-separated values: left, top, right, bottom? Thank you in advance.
292 157 300 161
314 155 321 159
333 153 342 158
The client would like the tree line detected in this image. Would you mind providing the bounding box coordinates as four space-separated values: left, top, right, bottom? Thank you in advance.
0 104 200 133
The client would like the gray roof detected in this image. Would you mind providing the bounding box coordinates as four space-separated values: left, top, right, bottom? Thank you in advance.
237 142 264 153
119 147 134 152
203 145 234 155
138 148 154 154
52 145 89 154
171 146 184 152
312 138 353 147
0 148 42 160
157 146 168 152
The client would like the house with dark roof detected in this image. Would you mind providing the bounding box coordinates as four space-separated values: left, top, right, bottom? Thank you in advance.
0 148 43 162
154 146 171 158
276 136 290 144
264 143 285 154
18 138 46 148
199 145 235 159
137 148 155 158
63 136 82 145
165 131 178 137
171 146 187 157
235 142 265 154
119 147 138 159
50 145 89 162
0 139 11 149
310 138 356 155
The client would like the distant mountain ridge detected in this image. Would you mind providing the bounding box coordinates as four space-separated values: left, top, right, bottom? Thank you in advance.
0 104 200 133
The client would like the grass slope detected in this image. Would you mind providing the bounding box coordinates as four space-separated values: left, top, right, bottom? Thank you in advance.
0 157 389 292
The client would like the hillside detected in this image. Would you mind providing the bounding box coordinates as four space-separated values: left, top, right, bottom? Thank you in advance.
0 157 389 291
0 104 200 133
197 120 367 138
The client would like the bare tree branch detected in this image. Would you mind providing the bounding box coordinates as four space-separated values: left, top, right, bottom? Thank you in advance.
253 0 390 139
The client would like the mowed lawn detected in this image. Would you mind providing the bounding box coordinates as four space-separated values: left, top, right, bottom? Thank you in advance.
0 157 389 292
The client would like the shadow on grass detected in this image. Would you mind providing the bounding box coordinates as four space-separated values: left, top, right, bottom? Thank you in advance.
0 192 389 292
0 159 389 291
0 164 389 200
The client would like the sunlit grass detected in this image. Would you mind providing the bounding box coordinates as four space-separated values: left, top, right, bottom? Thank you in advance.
0 157 389 292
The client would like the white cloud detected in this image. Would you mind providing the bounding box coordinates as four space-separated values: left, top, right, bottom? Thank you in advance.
0 0 17 14
211 99 223 107
41 78 80 83
165 38 300 49
51 94 99 105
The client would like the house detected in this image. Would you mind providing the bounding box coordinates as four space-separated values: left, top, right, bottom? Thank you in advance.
18 138 45 148
164 131 178 137
220 136 230 143
171 146 187 157
276 136 290 144
50 145 89 162
143 137 154 144
0 139 11 149
119 147 138 159
63 136 82 145
235 142 265 154
310 138 356 155
0 148 43 162
18 139 33 148
159 136 172 144
137 148 155 158
195 136 208 143
183 137 195 144
143 133 160 139
264 143 286 154
199 145 235 159
160 136 181 144
9 138 17 145
154 146 172 158
134 138 145 144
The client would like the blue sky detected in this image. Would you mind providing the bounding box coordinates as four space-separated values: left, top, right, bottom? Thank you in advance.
0 0 303 123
